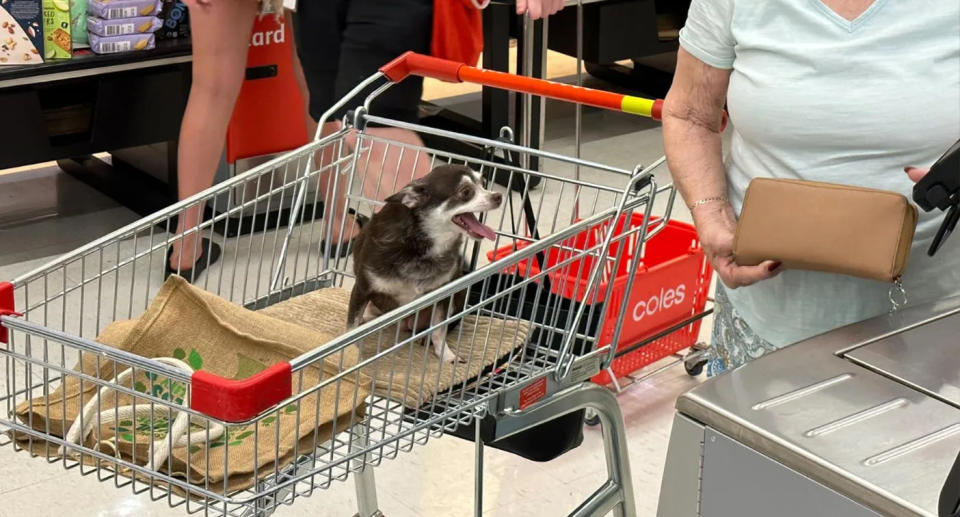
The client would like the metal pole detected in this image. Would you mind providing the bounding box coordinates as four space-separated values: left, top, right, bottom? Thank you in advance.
353 426 380 517
574 0 583 219
520 13 534 170
538 15 549 164
474 419 485 517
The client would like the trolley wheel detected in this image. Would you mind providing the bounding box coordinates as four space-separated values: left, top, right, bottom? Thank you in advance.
684 357 707 377
584 408 601 427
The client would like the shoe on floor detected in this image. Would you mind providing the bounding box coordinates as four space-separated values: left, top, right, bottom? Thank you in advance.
165 238 222 283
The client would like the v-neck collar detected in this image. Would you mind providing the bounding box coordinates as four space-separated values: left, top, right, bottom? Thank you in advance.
810 0 888 32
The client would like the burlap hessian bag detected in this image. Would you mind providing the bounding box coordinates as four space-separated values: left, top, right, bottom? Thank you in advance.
261 288 531 408
12 319 137 440
15 276 371 495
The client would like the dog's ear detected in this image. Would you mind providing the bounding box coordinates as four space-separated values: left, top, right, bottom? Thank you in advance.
385 181 427 209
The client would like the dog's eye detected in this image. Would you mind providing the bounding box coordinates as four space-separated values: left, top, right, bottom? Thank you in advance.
459 186 474 200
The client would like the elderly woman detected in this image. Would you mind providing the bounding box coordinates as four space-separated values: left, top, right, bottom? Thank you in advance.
662 0 960 375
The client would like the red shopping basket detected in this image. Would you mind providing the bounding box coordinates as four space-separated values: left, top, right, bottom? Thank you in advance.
487 214 712 385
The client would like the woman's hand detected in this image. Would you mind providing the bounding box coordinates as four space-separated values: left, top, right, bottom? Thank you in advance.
183 0 213 9
516 0 564 19
905 167 930 183
695 204 782 289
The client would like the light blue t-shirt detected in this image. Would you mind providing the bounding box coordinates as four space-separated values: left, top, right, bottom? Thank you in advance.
679 0 960 347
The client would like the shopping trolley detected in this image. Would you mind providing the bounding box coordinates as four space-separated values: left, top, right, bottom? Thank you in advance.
0 52 685 517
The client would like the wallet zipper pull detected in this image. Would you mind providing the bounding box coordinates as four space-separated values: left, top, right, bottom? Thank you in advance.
888 276 908 312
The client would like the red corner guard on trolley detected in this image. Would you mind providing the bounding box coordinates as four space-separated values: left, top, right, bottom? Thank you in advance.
0 282 18 345
190 362 292 422
380 51 729 131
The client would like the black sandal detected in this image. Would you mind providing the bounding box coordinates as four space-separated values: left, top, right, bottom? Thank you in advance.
321 209 368 258
165 238 223 283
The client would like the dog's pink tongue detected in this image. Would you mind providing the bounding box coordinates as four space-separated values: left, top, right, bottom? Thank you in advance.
460 213 497 240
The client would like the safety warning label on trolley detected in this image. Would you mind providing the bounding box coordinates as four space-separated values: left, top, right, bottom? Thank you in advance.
518 377 547 410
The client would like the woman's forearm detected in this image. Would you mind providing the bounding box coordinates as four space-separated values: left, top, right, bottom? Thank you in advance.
662 48 735 225
663 114 729 212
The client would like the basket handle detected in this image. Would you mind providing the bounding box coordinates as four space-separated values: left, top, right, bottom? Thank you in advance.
379 51 728 130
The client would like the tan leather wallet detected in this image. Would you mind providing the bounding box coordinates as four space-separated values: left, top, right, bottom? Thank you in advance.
733 178 918 282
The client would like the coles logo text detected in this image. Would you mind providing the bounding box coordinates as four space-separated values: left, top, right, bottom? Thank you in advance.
632 284 686 321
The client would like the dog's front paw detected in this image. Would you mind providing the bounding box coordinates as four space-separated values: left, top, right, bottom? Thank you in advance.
439 350 461 364
432 342 461 364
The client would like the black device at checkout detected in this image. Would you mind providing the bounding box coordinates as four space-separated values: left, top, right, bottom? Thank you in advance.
929 140 960 516
913 138 960 256
942 450 960 517
924 139 960 517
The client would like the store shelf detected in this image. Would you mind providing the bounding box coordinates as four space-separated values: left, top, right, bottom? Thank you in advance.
0 39 192 89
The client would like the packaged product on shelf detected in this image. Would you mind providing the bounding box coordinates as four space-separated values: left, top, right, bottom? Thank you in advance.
70 0 88 48
87 15 160 37
156 0 186 40
88 31 153 53
0 0 44 64
87 0 159 20
42 0 71 59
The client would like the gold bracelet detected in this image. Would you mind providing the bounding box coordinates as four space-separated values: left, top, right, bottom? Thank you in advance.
688 196 728 210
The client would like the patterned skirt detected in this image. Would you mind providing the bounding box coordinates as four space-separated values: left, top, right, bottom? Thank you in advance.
706 285 780 377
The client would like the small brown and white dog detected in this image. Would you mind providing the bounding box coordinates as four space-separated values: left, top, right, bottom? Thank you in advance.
347 164 503 363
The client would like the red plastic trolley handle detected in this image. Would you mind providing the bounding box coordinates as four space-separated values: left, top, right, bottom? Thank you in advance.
380 51 728 130
0 279 289 422
191 362 292 422
0 281 17 344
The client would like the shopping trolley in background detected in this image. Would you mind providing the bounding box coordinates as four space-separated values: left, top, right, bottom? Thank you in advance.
1 52 694 517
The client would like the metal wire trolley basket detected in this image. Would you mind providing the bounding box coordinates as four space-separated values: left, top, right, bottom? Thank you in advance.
0 52 680 517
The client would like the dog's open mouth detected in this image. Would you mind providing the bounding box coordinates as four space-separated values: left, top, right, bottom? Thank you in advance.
453 213 496 240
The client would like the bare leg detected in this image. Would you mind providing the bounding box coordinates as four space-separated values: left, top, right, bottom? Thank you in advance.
287 12 431 243
313 126 432 244
287 21 360 246
348 127 432 205
169 0 259 269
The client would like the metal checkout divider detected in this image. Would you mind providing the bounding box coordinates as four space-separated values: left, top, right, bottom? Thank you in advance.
657 296 960 517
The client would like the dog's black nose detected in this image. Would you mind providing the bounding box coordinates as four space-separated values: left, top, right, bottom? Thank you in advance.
491 192 503 206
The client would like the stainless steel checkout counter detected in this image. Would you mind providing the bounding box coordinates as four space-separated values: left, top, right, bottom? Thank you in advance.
657 296 960 517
